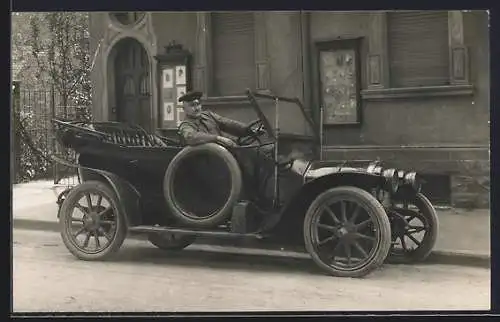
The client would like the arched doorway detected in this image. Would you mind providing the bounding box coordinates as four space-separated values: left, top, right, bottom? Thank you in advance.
112 38 151 130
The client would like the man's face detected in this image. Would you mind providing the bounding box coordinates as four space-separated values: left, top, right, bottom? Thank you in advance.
182 99 202 117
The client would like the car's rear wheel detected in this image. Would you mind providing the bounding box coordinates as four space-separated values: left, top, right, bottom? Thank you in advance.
163 143 243 228
303 186 392 278
59 181 127 261
386 193 439 264
147 233 195 251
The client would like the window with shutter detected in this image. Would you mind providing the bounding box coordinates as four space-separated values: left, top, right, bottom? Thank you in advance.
211 12 256 96
388 11 449 88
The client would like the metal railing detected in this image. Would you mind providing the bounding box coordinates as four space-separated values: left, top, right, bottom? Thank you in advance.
12 84 91 187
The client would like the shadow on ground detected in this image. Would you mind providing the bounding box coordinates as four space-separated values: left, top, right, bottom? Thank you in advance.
73 242 489 278
103 245 325 276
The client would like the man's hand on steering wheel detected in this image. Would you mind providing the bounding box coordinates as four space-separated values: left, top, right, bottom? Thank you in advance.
246 119 265 136
249 127 266 136
237 119 266 146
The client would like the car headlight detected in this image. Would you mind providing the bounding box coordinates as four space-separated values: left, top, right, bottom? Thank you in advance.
367 163 383 175
403 171 422 192
382 168 399 193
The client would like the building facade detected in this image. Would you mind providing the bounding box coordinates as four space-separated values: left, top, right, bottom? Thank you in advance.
89 10 490 208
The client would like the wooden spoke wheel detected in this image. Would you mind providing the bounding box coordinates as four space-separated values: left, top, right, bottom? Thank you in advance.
386 193 439 264
59 181 127 261
303 187 392 278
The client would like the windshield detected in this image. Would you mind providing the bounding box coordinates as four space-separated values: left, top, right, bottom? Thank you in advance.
245 90 318 142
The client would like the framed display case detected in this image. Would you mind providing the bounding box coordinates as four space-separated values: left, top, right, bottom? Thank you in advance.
315 38 362 126
155 41 192 131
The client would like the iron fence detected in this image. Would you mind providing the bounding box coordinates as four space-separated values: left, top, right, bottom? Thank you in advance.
12 83 91 187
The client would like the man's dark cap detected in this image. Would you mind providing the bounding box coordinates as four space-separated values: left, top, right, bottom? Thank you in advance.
178 91 203 103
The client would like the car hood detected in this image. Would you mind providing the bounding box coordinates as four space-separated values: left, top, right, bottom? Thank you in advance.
289 158 376 179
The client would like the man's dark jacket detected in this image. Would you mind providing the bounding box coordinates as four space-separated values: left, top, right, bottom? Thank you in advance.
178 111 249 145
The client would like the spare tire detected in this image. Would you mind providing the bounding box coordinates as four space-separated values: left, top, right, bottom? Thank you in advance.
163 143 243 228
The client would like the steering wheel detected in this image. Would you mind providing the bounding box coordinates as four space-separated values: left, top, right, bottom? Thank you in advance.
237 119 266 146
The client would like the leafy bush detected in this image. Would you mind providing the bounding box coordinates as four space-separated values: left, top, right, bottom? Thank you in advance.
12 12 93 183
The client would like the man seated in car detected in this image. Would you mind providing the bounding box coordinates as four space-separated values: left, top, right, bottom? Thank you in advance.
178 91 262 147
177 90 303 164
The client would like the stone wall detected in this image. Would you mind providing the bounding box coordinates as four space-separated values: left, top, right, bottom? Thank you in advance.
451 161 490 209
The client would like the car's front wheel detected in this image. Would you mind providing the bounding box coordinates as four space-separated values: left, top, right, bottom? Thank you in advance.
303 186 392 278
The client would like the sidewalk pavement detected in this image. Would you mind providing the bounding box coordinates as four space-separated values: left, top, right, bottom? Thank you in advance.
11 180 491 268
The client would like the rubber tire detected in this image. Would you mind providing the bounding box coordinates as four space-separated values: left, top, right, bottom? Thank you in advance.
163 143 243 228
386 193 439 264
303 186 392 278
148 233 195 251
59 181 128 261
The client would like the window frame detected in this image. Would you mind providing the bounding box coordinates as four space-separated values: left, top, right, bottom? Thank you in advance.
361 11 473 101
315 38 363 126
108 12 146 28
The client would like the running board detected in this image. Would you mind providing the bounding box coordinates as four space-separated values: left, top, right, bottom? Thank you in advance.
128 225 264 239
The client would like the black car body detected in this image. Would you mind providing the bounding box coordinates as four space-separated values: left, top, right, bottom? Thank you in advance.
52 89 438 278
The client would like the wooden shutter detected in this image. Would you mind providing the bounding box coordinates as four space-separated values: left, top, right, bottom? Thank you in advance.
212 12 256 96
388 11 449 87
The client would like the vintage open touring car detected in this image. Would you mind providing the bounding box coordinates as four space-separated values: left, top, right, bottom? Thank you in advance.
52 89 438 278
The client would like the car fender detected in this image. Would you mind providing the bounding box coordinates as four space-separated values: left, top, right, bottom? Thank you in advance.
300 170 383 198
78 166 142 227
287 170 384 219
261 169 384 242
